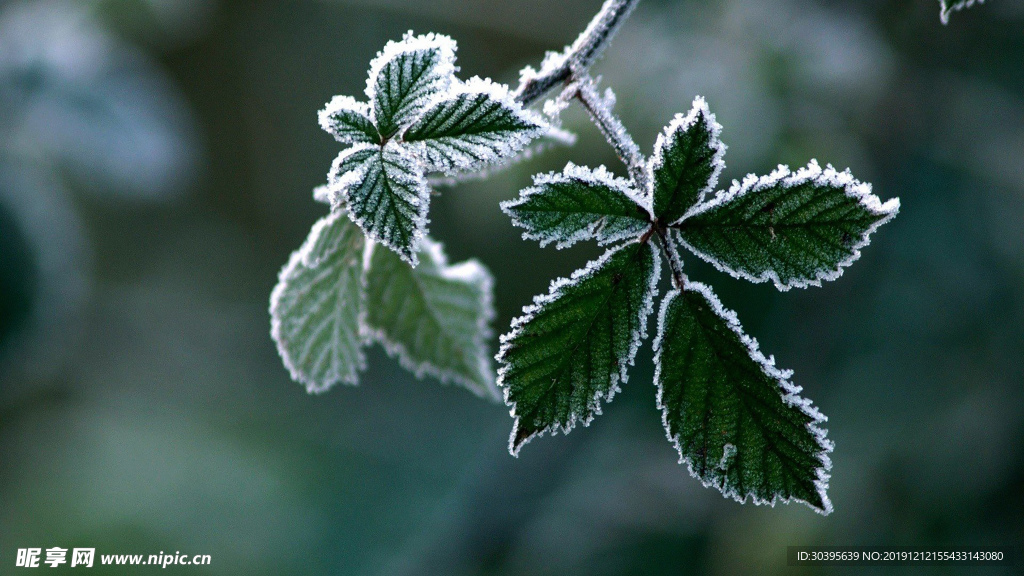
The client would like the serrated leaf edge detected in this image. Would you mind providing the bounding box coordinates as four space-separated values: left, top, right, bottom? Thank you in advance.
498 241 661 456
676 160 900 291
361 239 500 401
652 283 834 515
647 95 727 222
500 161 650 250
269 211 367 393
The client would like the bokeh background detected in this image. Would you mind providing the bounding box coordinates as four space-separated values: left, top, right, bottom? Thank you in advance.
1 0 1022 574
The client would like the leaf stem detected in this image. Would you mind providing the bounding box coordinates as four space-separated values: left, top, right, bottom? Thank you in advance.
514 0 641 107
573 75 647 189
655 226 687 290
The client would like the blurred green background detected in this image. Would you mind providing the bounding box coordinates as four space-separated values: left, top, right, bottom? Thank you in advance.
1 0 1022 574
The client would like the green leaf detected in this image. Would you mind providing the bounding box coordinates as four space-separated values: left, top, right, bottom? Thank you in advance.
364 238 499 400
325 143 378 203
319 95 379 145
649 96 726 225
402 78 546 175
270 212 367 393
653 283 833 514
676 161 899 290
501 163 650 249
368 32 456 139
498 241 660 455
331 142 430 266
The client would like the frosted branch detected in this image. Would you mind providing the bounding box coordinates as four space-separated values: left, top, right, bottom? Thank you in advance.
514 0 641 107
574 75 647 189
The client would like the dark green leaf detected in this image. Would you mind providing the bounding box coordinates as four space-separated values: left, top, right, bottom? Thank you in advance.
270 212 366 392
649 96 725 225
653 283 833 514
325 143 379 205
498 241 660 454
501 163 650 249
676 162 899 290
402 78 545 175
368 32 456 139
365 238 499 399
331 142 429 266
319 95 379 145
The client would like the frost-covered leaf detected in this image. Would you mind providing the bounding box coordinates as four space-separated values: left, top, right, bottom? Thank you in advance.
498 241 660 455
940 0 985 24
501 163 650 249
367 32 456 139
424 125 578 189
403 78 546 175
364 238 499 400
649 96 726 225
676 161 899 290
326 143 379 204
328 143 379 178
331 142 429 266
318 95 379 145
270 212 367 393
654 283 833 514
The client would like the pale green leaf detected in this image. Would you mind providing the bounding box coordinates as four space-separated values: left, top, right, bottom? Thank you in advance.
676 162 899 290
364 238 499 400
498 241 660 454
653 283 833 514
501 163 650 249
270 212 366 393
403 78 546 175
